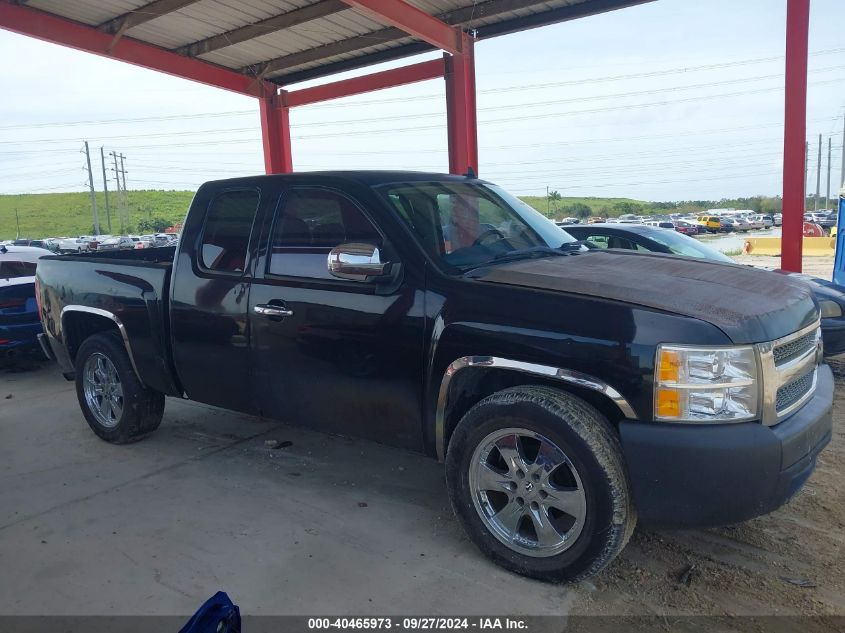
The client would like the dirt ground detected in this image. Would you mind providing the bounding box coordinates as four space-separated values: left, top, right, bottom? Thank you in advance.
1 354 843 624
730 254 834 279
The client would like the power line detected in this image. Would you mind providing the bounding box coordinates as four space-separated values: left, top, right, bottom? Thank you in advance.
4 47 843 132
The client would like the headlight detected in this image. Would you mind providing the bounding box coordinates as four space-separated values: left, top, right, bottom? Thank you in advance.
654 345 758 423
819 299 842 318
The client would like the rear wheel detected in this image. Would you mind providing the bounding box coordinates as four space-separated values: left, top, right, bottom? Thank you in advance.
74 333 164 443
446 386 635 582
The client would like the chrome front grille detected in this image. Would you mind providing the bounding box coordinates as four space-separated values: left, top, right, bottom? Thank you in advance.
773 330 817 366
757 321 821 426
776 370 815 412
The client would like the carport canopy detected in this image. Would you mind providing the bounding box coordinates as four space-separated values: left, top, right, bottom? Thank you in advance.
0 0 814 272
0 0 650 175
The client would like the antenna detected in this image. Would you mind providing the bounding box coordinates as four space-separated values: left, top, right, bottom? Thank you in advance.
465 166 477 179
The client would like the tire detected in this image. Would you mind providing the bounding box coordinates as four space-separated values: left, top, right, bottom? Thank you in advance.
74 332 164 443
445 386 635 583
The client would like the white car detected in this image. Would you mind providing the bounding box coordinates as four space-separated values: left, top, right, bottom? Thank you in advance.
730 217 752 232
743 216 763 231
58 237 90 253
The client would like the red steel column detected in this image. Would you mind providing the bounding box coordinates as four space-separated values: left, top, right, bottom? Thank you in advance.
259 84 293 174
445 33 478 175
781 0 810 272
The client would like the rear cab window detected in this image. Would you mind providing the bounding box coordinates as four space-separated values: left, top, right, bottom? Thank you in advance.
199 189 261 274
0 261 37 279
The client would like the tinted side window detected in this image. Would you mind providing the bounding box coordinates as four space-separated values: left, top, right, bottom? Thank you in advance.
585 235 609 248
269 189 382 280
606 236 635 250
200 189 260 273
0 261 37 278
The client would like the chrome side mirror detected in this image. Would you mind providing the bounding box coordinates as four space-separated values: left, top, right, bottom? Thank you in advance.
328 242 390 282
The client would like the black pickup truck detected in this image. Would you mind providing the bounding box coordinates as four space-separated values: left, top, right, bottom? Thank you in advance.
36 172 833 582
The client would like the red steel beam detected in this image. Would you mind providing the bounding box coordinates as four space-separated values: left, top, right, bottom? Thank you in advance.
781 0 810 273
340 0 462 55
445 34 478 175
287 58 445 108
0 1 263 97
260 85 293 174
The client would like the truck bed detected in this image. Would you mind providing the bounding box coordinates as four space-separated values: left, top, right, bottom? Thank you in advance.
36 246 181 395
53 245 176 266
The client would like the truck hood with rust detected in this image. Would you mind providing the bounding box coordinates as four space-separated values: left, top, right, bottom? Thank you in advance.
466 250 818 344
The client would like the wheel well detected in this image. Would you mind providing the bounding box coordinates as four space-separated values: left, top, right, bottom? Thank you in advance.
63 312 120 363
442 368 625 453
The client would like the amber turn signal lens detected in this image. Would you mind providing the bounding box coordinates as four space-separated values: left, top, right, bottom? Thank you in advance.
658 349 681 383
656 389 680 418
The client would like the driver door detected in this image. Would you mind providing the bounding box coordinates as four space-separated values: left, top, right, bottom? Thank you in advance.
248 186 426 451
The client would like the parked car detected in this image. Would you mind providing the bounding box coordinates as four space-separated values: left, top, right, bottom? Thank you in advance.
747 214 773 229
42 238 62 253
718 217 735 233
774 213 783 226
817 212 837 231
728 217 751 232
805 212 830 224
97 237 136 251
58 237 90 254
1 244 51 357
673 220 698 236
565 222 845 357
36 172 832 583
643 220 675 230
696 215 721 233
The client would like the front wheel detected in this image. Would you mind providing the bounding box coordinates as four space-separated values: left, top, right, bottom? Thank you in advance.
446 386 635 583
75 333 164 443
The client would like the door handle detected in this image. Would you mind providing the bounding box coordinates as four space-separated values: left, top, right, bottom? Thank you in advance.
254 304 294 317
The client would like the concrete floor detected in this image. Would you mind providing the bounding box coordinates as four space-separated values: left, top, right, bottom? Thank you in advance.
2 360 843 620
0 362 576 616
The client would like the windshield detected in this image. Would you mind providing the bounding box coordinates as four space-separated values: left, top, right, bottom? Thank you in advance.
376 180 578 271
645 228 733 263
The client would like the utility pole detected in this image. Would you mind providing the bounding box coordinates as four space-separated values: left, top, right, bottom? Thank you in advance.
826 137 832 210
804 141 811 211
110 151 124 234
15 208 20 239
120 153 129 207
110 151 128 234
841 115 845 189
83 141 100 235
546 186 550 216
814 133 821 212
100 146 112 233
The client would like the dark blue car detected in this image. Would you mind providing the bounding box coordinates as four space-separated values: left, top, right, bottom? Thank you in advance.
0 244 51 357
564 223 845 357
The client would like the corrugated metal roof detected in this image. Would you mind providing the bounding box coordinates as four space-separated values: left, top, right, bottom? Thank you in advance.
22 0 651 86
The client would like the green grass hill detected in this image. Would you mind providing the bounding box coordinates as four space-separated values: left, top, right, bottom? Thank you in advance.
1 190 656 239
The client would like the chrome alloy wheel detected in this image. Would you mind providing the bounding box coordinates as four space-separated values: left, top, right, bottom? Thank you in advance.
83 352 124 429
469 428 587 557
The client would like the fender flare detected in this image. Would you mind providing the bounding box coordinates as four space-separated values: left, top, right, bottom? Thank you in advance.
60 305 144 386
435 356 638 461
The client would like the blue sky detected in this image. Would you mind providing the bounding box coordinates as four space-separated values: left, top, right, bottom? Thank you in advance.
1 0 843 201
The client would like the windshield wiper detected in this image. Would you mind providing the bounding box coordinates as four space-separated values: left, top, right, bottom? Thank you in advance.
462 246 575 272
